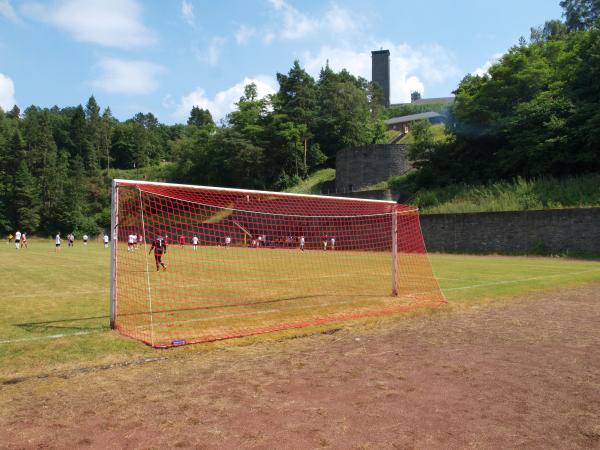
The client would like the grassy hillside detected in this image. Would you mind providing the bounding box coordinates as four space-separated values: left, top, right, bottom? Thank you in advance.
388 174 600 214
108 162 173 182
397 123 448 144
285 168 336 194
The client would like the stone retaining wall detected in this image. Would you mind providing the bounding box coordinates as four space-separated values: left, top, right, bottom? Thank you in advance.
420 208 600 255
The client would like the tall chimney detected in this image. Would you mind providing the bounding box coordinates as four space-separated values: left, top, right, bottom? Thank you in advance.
371 49 390 107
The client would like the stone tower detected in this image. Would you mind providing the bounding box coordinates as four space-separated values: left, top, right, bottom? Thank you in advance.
371 49 390 107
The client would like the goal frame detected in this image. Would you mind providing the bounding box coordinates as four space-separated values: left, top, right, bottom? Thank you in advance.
109 179 403 330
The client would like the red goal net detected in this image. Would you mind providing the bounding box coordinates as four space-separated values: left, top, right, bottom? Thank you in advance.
110 180 445 347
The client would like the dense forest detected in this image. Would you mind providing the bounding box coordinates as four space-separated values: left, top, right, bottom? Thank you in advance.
406 0 600 189
0 0 598 236
0 64 385 236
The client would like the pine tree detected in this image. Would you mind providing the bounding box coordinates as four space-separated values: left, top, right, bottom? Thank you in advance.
13 161 41 232
188 106 215 127
100 108 115 172
85 96 101 172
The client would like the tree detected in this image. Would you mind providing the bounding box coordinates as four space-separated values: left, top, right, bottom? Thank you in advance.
205 128 264 189
530 20 568 43
274 61 318 170
187 106 215 127
560 0 600 31
7 105 20 119
13 161 41 232
68 105 90 164
411 91 422 102
408 120 435 168
100 108 115 171
316 66 384 161
85 96 101 171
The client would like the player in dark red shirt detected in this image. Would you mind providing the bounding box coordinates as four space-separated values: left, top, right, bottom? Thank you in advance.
149 236 167 271
179 235 185 247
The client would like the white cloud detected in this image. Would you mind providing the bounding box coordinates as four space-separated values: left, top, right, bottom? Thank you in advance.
0 73 16 110
22 0 155 49
473 53 503 77
181 0 195 27
174 75 278 122
323 3 357 33
265 0 357 41
0 0 18 22
91 58 165 95
235 25 257 45
197 37 226 66
263 32 275 44
302 43 459 103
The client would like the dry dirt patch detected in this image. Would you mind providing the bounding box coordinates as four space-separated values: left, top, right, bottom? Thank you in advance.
1 284 600 449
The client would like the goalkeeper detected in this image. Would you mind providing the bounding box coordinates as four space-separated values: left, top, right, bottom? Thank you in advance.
149 236 167 271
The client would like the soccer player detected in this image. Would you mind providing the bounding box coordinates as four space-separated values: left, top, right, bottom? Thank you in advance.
225 236 231 248
83 234 89 246
68 233 74 247
103 234 109 248
14 230 21 249
330 236 336 250
21 233 28 249
299 235 305 252
132 233 138 250
127 234 134 251
7 233 13 245
192 235 199 250
179 235 185 247
149 236 167 271
55 233 61 252
323 235 328 251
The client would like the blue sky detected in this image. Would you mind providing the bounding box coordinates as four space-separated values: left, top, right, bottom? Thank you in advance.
0 0 562 124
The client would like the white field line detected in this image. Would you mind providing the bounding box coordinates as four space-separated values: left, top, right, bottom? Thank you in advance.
443 268 600 291
431 257 600 271
3 268 598 343
138 268 600 329
0 330 102 345
5 289 109 300
132 299 360 329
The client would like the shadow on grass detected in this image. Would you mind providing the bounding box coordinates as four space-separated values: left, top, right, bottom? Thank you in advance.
12 293 380 334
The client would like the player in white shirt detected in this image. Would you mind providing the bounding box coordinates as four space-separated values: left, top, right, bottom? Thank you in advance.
83 234 89 245
225 236 231 248
192 235 199 250
103 234 109 248
330 237 336 250
299 236 305 252
14 230 21 249
128 234 134 251
55 233 61 252
133 234 138 249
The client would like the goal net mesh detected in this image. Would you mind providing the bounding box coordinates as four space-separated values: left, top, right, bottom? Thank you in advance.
112 181 445 347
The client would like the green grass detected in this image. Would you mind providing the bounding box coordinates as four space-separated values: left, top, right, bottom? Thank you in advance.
108 162 173 182
285 168 336 194
413 174 600 214
1 239 599 379
397 123 447 144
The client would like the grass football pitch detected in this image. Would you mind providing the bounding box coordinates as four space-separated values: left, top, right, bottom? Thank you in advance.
1 239 599 379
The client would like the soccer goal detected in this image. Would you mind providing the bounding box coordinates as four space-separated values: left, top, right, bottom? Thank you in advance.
110 179 445 347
